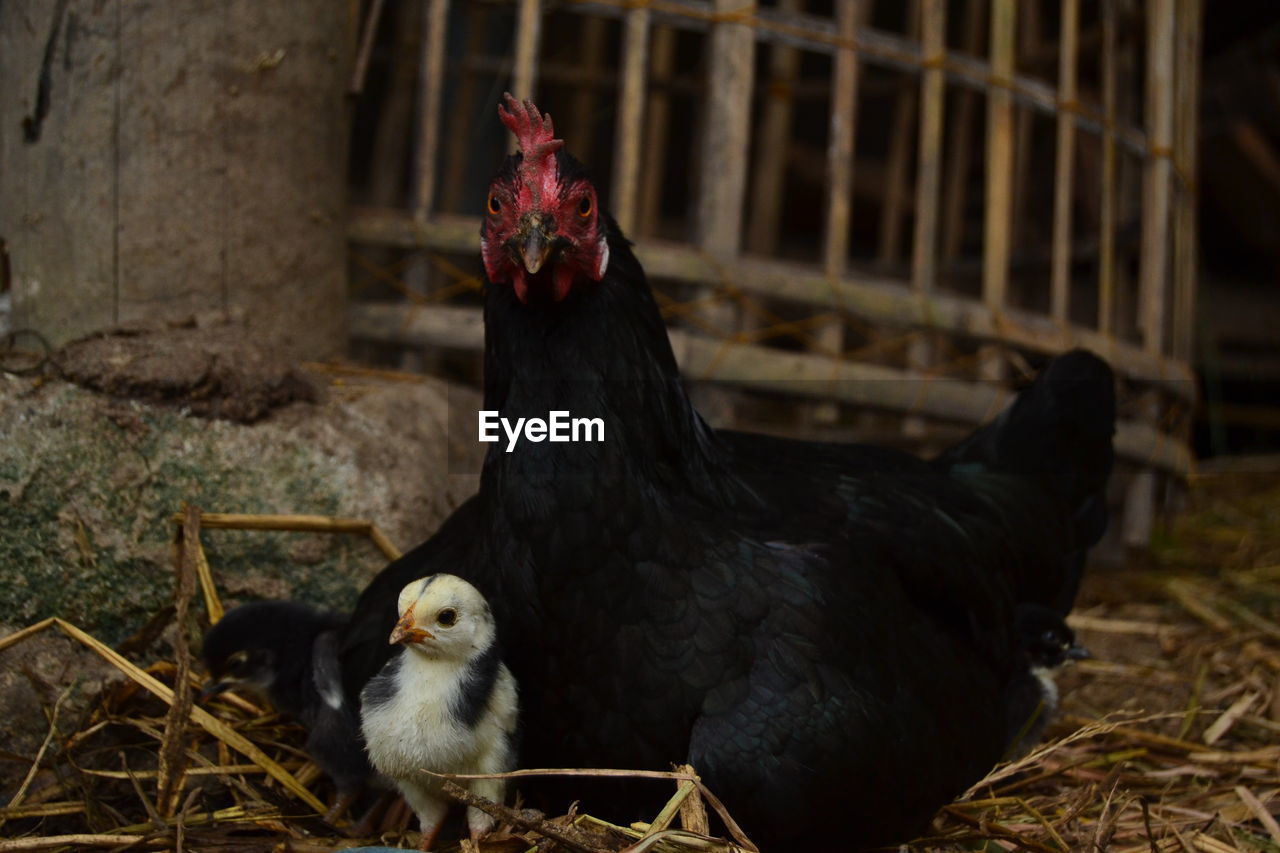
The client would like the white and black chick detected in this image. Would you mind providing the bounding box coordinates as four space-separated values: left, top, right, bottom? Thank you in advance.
359 574 518 851
200 600 372 824
1005 602 1091 756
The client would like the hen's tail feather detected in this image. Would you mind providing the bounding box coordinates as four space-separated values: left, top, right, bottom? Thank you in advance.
940 350 1116 509
937 350 1117 610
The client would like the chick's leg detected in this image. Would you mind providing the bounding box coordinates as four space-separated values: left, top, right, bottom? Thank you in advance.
323 790 357 826
465 743 510 847
400 784 449 851
465 802 496 848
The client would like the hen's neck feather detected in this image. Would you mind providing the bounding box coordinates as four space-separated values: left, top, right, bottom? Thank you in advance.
480 217 741 506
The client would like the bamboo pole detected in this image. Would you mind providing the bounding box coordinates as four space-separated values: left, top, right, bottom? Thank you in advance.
441 5 489 213
1009 0 1040 256
348 301 1194 476
1171 0 1202 363
810 0 867 424
696 0 757 422
905 0 945 439
413 0 451 220
981 0 1016 380
509 0 543 154
877 0 921 267
823 0 865 278
1098 0 1117 335
1140 0 1175 356
612 6 651 235
346 207 1199 398
697 0 757 259
983 0 1015 313
747 0 802 256
569 14 609 164
942 0 984 260
639 25 676 238
560 1 1150 154
910 0 945 296
367 1 421 208
1050 0 1080 324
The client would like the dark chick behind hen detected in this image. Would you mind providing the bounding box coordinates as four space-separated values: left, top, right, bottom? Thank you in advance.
202 601 372 822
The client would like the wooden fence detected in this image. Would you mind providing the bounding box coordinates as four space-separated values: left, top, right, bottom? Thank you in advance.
345 0 1203 540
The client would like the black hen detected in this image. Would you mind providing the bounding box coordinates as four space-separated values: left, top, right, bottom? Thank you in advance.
339 96 1116 850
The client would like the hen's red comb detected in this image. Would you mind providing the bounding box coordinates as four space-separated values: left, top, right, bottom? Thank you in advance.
498 92 564 169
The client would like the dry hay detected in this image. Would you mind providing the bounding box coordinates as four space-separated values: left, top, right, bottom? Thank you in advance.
1 474 1278 852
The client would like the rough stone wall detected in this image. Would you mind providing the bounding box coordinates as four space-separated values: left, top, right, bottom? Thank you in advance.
0 0 350 358
0 369 481 643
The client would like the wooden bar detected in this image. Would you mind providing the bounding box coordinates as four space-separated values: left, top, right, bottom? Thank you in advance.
878 0 920 266
347 207 1199 398
823 0 863 277
1050 0 1080 323
1098 0 1117 335
568 0 1151 156
509 0 543 153
697 0 757 424
413 0 451 220
1009 0 1040 255
747 0 802 256
350 0 388 95
910 0 945 295
349 300 1194 476
1171 0 1203 363
367 1 421 207
441 5 488 212
611 6 651 235
569 14 609 163
982 0 1015 315
905 0 944 439
639 25 677 238
1140 0 1176 356
980 0 1016 381
697 0 757 258
942 0 984 260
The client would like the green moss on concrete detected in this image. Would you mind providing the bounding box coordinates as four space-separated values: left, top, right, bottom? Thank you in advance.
0 381 387 644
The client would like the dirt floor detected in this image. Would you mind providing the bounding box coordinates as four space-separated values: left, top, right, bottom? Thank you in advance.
0 471 1277 852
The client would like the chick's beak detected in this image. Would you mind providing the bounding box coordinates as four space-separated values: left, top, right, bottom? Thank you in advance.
388 606 434 645
199 679 235 702
515 216 554 275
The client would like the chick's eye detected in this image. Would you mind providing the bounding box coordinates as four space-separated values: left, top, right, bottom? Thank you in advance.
578 195 592 217
227 651 249 669
488 194 501 215
437 608 458 627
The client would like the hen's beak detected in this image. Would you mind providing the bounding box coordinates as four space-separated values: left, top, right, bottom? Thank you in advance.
515 215 555 274
389 607 434 645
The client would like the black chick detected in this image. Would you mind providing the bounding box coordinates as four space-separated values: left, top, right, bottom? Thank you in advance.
201 601 372 824
1005 603 1090 756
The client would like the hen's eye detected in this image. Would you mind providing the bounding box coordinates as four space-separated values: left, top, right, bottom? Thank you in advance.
578 195 592 218
437 608 458 627
488 195 502 215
